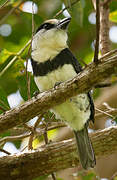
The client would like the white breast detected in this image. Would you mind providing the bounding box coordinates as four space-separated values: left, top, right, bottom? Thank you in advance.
34 64 90 131
34 64 76 91
32 29 68 62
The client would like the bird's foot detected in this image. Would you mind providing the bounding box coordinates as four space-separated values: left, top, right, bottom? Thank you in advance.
54 81 62 88
33 90 39 98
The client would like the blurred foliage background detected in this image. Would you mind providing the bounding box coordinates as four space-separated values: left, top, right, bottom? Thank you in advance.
0 0 117 180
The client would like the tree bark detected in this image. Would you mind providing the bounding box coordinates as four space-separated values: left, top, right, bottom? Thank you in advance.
0 126 117 179
0 53 117 134
100 2 110 55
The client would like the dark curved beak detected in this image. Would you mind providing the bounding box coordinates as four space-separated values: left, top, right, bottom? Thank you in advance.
57 17 71 30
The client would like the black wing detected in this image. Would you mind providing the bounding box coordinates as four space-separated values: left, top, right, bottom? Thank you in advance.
64 48 95 123
62 48 82 73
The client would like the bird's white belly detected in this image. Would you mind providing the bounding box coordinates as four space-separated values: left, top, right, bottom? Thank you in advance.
50 95 90 130
34 64 90 130
34 64 76 91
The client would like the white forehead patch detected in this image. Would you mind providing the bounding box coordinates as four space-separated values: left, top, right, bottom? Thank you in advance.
45 19 59 24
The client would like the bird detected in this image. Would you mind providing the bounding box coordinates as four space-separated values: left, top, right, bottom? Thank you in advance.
31 17 96 169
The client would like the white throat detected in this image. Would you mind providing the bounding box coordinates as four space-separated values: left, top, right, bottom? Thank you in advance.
31 29 68 63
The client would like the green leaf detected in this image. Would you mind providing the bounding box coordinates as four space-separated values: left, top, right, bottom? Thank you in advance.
62 0 84 26
109 10 117 23
80 0 85 8
0 57 25 96
13 140 21 149
0 86 10 114
113 116 117 123
114 176 117 180
48 129 58 140
17 74 38 101
0 49 15 65
0 0 17 6
33 175 48 180
82 173 95 180
84 52 94 64
0 0 8 6
11 57 25 77
110 1 117 13
10 0 18 3
0 131 11 138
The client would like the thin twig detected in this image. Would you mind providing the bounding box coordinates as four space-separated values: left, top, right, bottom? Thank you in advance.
28 114 43 150
34 116 43 130
26 2 35 100
21 145 28 152
27 3 37 150
24 123 33 131
79 59 88 67
102 0 112 6
9 127 27 136
54 0 79 18
110 172 117 180
26 69 31 99
28 133 34 150
25 50 31 99
103 102 115 111
43 122 48 144
43 122 57 180
0 0 23 25
0 39 31 77
95 107 114 119
95 108 117 119
32 2 35 36
0 148 11 155
51 173 57 180
22 120 66 138
0 105 6 112
99 48 117 61
0 0 10 9
94 82 111 88
0 132 31 147
0 99 10 110
25 43 31 99
94 0 100 63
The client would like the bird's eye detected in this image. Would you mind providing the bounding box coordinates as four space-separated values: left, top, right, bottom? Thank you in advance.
43 23 55 30
36 23 55 33
43 24 48 29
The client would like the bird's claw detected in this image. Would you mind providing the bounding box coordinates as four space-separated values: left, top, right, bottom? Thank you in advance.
33 90 39 98
54 81 62 88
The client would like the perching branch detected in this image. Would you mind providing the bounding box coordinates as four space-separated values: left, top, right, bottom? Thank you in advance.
1 103 117 145
0 51 117 134
0 126 117 179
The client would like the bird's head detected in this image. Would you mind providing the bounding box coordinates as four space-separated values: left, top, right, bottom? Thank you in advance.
32 17 71 52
